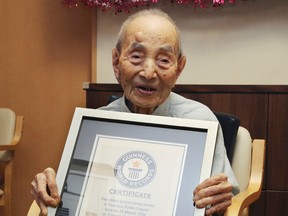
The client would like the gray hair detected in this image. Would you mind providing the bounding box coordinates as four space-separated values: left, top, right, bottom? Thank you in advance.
115 8 183 59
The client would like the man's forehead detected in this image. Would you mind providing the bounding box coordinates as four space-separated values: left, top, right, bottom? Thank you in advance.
135 31 144 42
125 15 177 39
122 16 179 53
128 41 174 53
124 30 176 50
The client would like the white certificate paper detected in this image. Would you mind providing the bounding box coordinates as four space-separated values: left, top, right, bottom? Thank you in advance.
76 135 187 216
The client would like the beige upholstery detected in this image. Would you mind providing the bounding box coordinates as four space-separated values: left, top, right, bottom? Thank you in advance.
232 127 253 192
0 108 23 216
0 109 16 161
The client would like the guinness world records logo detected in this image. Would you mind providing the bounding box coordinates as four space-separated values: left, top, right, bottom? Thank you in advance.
114 151 157 188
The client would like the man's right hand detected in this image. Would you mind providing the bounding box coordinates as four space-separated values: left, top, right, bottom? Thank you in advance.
30 167 61 216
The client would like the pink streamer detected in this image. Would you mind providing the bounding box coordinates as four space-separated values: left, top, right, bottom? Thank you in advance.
61 0 235 12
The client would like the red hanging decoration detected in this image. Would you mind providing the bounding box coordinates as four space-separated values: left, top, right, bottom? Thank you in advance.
61 0 236 13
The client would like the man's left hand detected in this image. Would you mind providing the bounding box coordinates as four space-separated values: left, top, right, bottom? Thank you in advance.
193 173 233 216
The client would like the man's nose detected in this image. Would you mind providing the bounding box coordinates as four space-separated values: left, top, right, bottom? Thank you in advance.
139 59 157 80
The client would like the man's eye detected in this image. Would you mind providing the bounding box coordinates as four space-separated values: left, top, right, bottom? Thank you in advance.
160 59 170 64
157 58 171 67
129 53 143 64
131 54 141 59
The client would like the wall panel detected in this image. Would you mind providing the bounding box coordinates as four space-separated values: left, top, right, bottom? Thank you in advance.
267 95 288 190
0 1 92 215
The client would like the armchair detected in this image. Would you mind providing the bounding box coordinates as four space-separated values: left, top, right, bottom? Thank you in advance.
0 108 24 216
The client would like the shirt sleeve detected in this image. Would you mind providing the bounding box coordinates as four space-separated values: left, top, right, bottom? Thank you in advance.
211 125 240 195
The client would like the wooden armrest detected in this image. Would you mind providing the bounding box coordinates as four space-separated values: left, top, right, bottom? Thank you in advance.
27 200 40 216
0 116 23 151
224 139 266 216
0 144 18 151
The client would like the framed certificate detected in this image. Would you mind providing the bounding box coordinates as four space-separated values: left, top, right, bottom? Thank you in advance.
49 108 218 216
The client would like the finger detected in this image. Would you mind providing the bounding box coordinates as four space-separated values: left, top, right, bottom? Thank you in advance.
31 189 48 216
194 173 228 195
195 192 233 208
194 181 232 202
33 172 58 207
44 168 60 202
205 199 232 215
35 173 52 201
31 179 54 216
30 180 38 199
37 198 49 216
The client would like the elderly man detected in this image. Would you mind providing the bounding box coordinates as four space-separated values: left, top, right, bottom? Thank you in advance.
31 9 239 216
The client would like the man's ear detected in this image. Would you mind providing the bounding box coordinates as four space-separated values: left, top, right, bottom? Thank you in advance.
112 48 121 82
176 55 186 79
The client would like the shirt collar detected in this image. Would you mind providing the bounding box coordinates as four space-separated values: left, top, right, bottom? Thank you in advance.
120 95 171 116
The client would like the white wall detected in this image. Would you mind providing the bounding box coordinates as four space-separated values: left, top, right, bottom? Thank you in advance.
96 0 288 84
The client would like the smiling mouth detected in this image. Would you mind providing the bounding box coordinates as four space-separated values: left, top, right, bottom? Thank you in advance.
136 86 157 95
139 86 155 91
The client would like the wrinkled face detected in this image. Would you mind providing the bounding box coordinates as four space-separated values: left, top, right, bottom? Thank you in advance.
112 15 186 114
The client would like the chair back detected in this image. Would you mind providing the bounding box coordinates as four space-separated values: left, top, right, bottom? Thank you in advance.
211 112 241 163
0 108 16 144
214 113 252 192
0 108 16 161
232 126 253 191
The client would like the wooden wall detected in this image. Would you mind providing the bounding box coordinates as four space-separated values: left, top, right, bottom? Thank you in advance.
85 83 288 216
0 1 92 215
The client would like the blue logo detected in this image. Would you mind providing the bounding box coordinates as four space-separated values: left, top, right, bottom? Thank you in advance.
114 151 157 188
